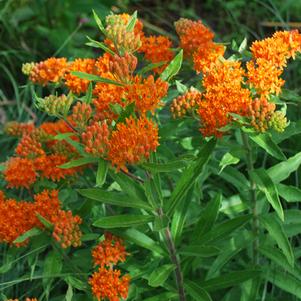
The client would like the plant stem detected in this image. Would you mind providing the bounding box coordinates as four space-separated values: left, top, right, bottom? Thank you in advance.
241 131 259 265
158 208 186 301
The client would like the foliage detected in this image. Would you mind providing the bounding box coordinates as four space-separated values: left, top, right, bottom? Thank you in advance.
1 3 301 301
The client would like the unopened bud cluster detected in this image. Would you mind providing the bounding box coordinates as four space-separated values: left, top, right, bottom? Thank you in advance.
37 94 73 117
171 88 202 118
71 102 92 130
109 53 138 83
268 110 288 132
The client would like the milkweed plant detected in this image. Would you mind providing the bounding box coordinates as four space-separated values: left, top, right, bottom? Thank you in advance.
1 10 301 301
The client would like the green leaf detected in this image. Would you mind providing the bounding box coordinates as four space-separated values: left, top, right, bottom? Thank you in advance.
85 36 115 55
247 131 286 161
238 37 247 53
121 228 165 255
267 152 301 183
36 213 53 230
78 188 152 210
179 245 220 257
126 11 137 32
251 168 284 221
59 157 98 169
265 269 301 298
277 183 301 202
219 153 240 173
116 102 135 124
199 270 260 291
166 139 216 216
175 80 188 94
198 215 251 244
92 9 106 34
70 71 124 86
185 280 213 301
13 227 43 244
142 159 189 173
43 250 63 289
65 283 73 301
143 292 178 301
260 215 294 267
93 215 154 228
160 49 183 82
193 193 221 240
153 215 169 232
148 264 175 287
96 158 108 187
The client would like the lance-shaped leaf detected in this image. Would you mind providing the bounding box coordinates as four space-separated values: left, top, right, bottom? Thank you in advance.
78 188 152 210
260 215 294 267
148 264 175 287
13 227 43 244
126 11 137 32
93 215 154 228
96 158 108 187
70 71 124 86
160 49 183 82
92 9 106 34
59 157 98 169
185 281 213 301
85 36 115 55
251 168 284 221
166 139 216 216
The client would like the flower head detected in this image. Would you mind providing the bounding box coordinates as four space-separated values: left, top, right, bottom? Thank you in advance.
4 121 35 137
108 116 159 171
4 157 37 189
29 57 68 85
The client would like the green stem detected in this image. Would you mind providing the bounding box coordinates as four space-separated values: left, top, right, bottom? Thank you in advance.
158 208 186 301
241 131 259 265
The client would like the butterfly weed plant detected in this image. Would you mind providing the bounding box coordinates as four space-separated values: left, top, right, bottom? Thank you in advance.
1 10 301 301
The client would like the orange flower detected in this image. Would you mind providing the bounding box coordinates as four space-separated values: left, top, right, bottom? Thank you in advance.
4 157 37 188
140 35 174 73
89 268 130 301
0 197 36 245
65 58 96 94
198 60 251 137
82 122 110 156
4 121 35 137
108 116 159 171
93 82 126 121
40 119 73 136
171 88 202 118
7 298 38 301
30 57 68 85
34 154 78 181
193 42 225 73
125 75 168 114
174 18 214 57
246 59 284 96
92 233 127 267
52 209 82 248
15 132 45 158
95 53 113 76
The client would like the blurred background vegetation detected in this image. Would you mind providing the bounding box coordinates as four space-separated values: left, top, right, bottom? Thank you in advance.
1 0 301 159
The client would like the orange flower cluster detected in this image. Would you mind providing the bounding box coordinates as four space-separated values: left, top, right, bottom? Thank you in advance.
174 18 214 57
52 209 82 248
109 53 137 84
126 75 168 114
71 101 93 130
4 157 37 189
65 58 96 94
108 116 159 171
140 35 174 73
4 121 34 137
198 61 251 137
247 30 301 96
89 233 130 301
0 190 82 248
29 57 68 85
92 232 127 267
171 88 202 118
82 122 110 156
3 120 79 188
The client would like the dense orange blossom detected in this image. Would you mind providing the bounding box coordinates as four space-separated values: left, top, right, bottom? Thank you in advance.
140 35 174 73
89 233 130 301
0 190 82 248
108 116 159 171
